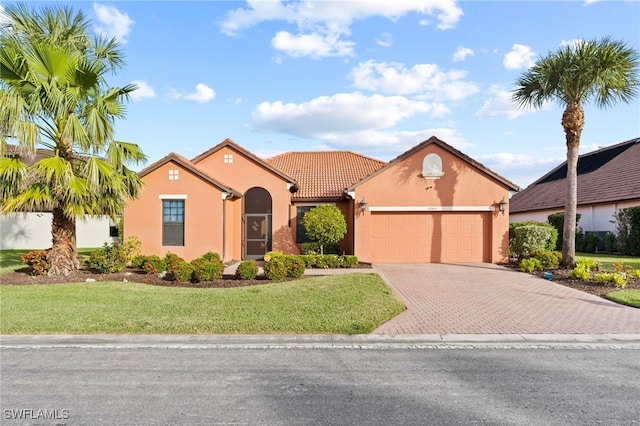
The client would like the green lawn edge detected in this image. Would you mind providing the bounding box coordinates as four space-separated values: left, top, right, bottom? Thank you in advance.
604 289 640 308
0 273 405 335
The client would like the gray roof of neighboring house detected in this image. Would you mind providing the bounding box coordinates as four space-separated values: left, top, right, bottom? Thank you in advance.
510 137 640 213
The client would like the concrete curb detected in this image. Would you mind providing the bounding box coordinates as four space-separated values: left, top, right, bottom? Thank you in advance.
2 334 640 348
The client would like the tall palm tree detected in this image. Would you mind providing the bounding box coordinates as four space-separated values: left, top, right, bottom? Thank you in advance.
0 4 147 275
513 37 639 267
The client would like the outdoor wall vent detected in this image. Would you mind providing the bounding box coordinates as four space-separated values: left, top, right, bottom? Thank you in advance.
421 153 444 180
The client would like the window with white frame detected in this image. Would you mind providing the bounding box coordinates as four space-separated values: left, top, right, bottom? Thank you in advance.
224 154 233 164
162 200 184 246
168 169 179 180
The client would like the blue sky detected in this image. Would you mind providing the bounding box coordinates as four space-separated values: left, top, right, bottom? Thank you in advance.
5 1 640 188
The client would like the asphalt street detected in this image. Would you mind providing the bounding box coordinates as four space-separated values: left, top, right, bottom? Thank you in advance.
2 346 639 425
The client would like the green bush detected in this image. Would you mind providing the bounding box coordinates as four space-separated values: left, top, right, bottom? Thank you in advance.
575 258 600 271
85 244 126 273
576 230 600 253
21 250 49 276
164 252 185 273
511 220 558 252
594 272 627 288
130 254 147 269
340 255 359 268
614 206 640 256
604 232 616 254
547 213 581 251
299 254 317 267
284 256 306 278
122 236 142 265
511 225 552 259
264 257 287 280
520 258 543 273
301 242 341 255
569 265 591 281
191 257 224 282
236 260 259 280
263 250 284 262
530 250 562 269
143 256 166 275
201 251 222 262
172 261 195 283
300 205 347 254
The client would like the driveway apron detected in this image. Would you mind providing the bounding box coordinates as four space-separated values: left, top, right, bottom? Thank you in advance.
373 263 640 335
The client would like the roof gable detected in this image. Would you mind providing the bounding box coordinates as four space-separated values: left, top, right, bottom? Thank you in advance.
137 152 241 197
191 138 297 186
347 136 519 192
510 137 640 213
266 151 385 200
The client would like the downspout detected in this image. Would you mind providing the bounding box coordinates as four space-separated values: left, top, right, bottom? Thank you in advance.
222 192 231 261
345 190 356 256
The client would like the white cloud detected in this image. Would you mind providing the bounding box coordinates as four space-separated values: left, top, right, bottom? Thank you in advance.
130 80 156 101
271 30 355 59
350 60 479 102
376 32 393 47
503 44 536 70
452 46 474 62
476 85 528 120
93 3 134 43
167 84 216 103
220 0 462 58
0 5 9 27
252 92 445 138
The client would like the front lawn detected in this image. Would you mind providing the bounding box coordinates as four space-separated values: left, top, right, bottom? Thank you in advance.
604 289 640 308
576 253 640 271
0 248 98 274
0 274 405 334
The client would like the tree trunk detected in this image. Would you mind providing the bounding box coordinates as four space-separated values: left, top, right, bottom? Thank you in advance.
561 102 584 268
47 207 80 276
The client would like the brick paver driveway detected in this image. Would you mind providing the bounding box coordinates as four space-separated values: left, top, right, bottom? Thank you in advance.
373 263 640 335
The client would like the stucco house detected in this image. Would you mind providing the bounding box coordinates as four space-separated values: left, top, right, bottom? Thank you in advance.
510 137 640 235
124 136 519 263
1 146 118 250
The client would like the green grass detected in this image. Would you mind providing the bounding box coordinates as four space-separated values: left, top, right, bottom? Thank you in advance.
0 274 405 334
604 289 640 308
576 253 640 271
0 248 98 274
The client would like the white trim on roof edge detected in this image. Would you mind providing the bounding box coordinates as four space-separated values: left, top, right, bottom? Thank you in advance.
369 206 495 212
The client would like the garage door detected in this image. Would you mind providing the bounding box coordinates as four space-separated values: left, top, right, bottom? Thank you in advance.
371 212 490 263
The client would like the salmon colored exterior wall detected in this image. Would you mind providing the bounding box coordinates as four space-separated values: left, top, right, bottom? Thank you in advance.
351 144 511 263
124 160 226 261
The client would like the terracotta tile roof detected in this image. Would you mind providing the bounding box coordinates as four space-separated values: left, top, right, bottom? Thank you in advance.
266 151 386 200
510 137 640 213
138 152 241 198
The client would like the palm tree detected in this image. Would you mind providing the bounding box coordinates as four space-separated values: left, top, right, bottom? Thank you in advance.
0 4 147 275
512 37 639 267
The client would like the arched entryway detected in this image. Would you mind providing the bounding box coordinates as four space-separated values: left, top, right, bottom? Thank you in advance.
243 187 272 259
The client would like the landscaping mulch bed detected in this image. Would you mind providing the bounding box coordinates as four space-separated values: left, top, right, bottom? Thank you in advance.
503 263 640 298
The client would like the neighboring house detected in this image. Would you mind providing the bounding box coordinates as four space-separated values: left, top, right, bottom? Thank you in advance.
124 136 519 263
0 146 118 250
510 137 640 235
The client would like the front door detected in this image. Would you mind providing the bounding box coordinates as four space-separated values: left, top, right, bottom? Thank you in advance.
244 214 271 259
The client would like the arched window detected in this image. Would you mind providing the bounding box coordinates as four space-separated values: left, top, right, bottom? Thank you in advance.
422 153 444 179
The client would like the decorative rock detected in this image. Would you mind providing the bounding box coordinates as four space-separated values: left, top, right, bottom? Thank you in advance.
86 278 96 282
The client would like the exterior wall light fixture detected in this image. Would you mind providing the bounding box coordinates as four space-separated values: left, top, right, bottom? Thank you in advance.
498 197 508 215
359 198 368 214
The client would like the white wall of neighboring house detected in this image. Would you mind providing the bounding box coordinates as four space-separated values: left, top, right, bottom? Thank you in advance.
0 213 115 250
510 200 640 234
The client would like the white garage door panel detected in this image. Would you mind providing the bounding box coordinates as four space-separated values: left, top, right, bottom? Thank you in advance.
371 212 489 263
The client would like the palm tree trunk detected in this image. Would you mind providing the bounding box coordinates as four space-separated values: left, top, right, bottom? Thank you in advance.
47 207 80 276
561 102 584 268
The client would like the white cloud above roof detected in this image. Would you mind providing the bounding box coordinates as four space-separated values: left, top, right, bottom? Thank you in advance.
93 3 134 43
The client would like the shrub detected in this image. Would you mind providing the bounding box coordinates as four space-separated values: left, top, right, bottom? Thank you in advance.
191 257 224 282
604 232 616 254
263 250 284 262
284 256 306 278
569 265 591 281
300 205 347 254
236 260 259 280
172 261 195 283
201 251 222 262
299 254 317 268
164 252 185 274
594 272 627 288
511 225 552 259
520 258 543 273
613 206 640 256
631 269 640 279
21 250 49 276
130 254 148 269
122 236 142 265
143 256 166 275
575 258 600 272
340 255 359 268
85 244 127 273
301 242 341 255
264 257 287 280
576 230 600 253
530 250 562 269
547 213 581 251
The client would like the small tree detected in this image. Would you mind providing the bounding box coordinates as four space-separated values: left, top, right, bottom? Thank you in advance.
300 205 347 255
